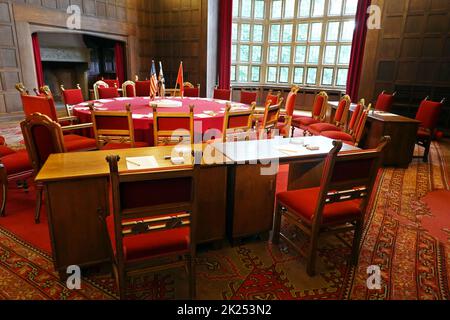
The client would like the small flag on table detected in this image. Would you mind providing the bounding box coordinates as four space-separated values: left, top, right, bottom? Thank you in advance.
176 61 184 97
158 61 166 97
150 60 158 99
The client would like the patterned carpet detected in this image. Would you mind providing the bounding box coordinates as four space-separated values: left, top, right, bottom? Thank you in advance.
0 134 449 299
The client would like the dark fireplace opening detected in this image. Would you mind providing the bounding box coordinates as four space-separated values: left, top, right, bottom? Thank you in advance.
43 61 89 103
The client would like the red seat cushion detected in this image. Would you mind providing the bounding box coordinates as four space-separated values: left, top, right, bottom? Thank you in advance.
0 150 32 175
0 146 15 157
135 81 151 97
277 187 362 225
213 89 231 101
320 131 354 144
63 134 97 151
375 93 394 112
106 215 189 261
97 87 120 99
101 141 149 150
62 89 84 105
308 123 341 135
184 87 200 97
292 116 320 127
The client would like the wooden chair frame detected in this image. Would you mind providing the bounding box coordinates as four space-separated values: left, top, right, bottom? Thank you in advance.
213 86 231 101
93 80 109 100
265 90 282 106
89 103 136 149
20 113 67 223
352 104 372 147
152 104 195 146
221 102 256 142
259 98 284 138
15 82 29 95
272 136 390 276
104 155 199 299
60 84 82 116
122 81 136 97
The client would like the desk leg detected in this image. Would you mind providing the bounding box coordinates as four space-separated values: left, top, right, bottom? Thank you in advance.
288 160 324 190
227 164 277 243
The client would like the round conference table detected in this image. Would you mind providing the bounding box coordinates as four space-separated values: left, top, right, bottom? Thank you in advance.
73 97 250 146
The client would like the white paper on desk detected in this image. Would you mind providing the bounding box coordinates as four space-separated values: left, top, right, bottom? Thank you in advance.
154 99 182 108
77 102 89 106
115 97 133 101
133 113 153 119
276 144 303 154
126 156 159 170
373 111 400 117
98 99 114 103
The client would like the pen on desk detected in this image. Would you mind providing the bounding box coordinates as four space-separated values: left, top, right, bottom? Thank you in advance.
126 159 141 166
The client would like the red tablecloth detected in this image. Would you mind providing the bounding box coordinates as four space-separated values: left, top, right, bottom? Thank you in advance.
73 97 248 146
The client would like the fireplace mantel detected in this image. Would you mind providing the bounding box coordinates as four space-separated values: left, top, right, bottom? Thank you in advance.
41 47 90 63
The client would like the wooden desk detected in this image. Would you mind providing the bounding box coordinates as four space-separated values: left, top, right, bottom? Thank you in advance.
328 101 420 167
36 145 228 276
213 136 359 243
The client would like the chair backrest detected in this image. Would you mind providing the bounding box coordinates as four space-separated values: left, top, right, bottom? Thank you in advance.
184 83 200 98
20 113 66 172
97 87 120 100
415 98 443 131
93 80 109 100
265 90 281 106
152 104 195 146
135 80 151 97
333 95 351 128
105 154 198 271
122 81 136 97
375 91 395 112
240 90 258 105
313 137 390 226
352 104 372 147
89 103 136 148
60 84 84 116
261 98 284 131
222 102 256 142
347 100 364 134
213 87 231 101
311 91 329 120
102 78 119 88
285 86 300 117
20 94 58 122
15 83 29 95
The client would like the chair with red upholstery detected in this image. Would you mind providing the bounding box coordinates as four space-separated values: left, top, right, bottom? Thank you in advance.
20 89 92 131
89 103 149 150
135 80 151 97
291 91 328 136
258 98 284 139
375 91 396 112
321 102 371 147
183 82 200 98
265 90 282 106
60 84 84 116
15 83 30 95
308 95 351 136
122 81 136 97
277 86 300 137
213 86 231 101
102 77 120 89
211 102 256 143
104 155 199 299
94 80 119 100
152 104 195 147
415 98 444 162
240 90 258 105
0 140 33 217
20 113 97 222
272 137 390 276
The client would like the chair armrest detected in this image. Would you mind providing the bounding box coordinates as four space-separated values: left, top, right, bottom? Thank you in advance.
61 122 94 132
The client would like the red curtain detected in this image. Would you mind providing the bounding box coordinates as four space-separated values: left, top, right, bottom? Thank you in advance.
346 0 371 102
217 0 233 90
114 42 125 85
32 33 44 88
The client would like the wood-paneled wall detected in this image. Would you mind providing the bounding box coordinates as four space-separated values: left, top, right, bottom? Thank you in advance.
359 0 450 128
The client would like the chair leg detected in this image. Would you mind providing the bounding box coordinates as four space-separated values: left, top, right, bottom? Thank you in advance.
351 220 364 266
118 268 126 300
423 139 431 163
187 254 196 299
306 227 320 277
0 166 6 217
271 203 283 245
291 126 295 137
35 185 43 224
